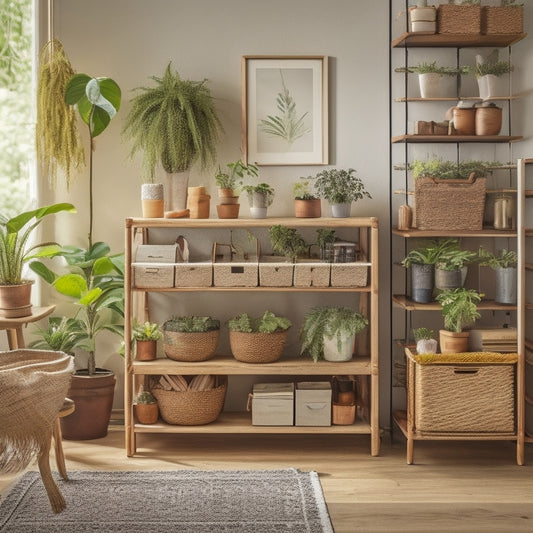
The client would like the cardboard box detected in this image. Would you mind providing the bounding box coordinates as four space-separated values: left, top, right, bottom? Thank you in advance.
251 383 294 426
295 382 331 427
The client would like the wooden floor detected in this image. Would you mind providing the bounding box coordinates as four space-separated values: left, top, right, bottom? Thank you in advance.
1 425 533 532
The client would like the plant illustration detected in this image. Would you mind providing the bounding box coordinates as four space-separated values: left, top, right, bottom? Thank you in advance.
259 70 310 146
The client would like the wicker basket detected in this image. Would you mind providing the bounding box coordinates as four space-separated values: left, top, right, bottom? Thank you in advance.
163 329 220 361
414 175 486 231
152 376 227 425
258 258 294 287
293 261 330 288
229 330 289 363
330 263 369 287
437 5 481 34
482 6 523 35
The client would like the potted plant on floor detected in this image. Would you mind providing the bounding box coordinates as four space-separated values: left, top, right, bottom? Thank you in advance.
228 311 291 363
300 306 368 362
122 63 223 213
293 179 321 218
309 168 371 218
133 387 159 425
436 287 482 354
413 327 438 354
133 320 163 361
214 159 258 218
242 183 274 218
478 247 518 305
0 203 76 318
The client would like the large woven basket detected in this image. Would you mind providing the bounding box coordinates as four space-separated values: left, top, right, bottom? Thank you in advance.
414 175 486 231
229 330 289 363
163 329 220 361
482 6 523 35
437 5 481 34
152 376 227 425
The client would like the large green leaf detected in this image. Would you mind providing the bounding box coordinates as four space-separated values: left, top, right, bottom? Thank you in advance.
6 203 76 233
54 273 87 298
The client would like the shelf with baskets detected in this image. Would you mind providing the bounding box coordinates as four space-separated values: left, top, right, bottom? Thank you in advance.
124 216 379 457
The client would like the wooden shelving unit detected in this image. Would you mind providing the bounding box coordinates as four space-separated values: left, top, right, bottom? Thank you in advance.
392 134 522 144
124 216 380 457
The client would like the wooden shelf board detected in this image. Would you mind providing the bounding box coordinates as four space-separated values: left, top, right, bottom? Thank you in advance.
524 338 533 352
391 32 527 49
392 227 516 238
526 263 533 271
133 412 371 435
131 355 373 376
393 294 516 312
526 229 533 237
392 134 522 144
132 285 371 294
395 96 519 102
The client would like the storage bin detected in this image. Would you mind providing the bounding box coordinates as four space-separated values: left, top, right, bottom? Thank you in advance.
174 262 212 287
330 263 369 287
259 257 294 287
212 242 258 287
482 6 523 35
133 263 174 288
437 5 481 34
136 244 178 263
295 382 331 426
250 383 294 426
293 261 330 287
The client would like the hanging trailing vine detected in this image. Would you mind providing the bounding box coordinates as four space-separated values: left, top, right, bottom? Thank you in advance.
36 38 85 190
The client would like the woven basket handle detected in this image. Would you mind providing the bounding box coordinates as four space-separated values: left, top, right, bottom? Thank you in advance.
430 172 477 185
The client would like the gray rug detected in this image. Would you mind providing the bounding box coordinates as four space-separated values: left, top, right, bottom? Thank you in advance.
0 469 333 532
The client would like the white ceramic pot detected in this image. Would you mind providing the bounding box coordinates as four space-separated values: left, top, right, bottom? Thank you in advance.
477 74 499 100
141 183 164 218
418 73 443 98
330 202 351 218
323 333 355 362
250 206 267 219
416 338 438 355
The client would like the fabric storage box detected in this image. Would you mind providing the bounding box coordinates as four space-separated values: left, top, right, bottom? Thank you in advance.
330 263 370 287
406 349 517 434
174 262 212 287
482 6 523 35
437 4 481 34
295 382 331 427
136 244 178 263
250 383 294 426
134 263 175 288
212 242 258 287
293 261 330 287
259 257 294 287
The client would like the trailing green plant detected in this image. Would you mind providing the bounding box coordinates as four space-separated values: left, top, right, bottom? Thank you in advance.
214 159 258 190
29 316 87 355
309 168 371 204
228 311 291 333
412 327 435 342
436 288 482 333
163 316 220 333
397 61 469 76
134 389 157 405
410 158 501 180
401 238 459 267
0 202 76 285
133 320 163 341
300 306 368 362
268 225 308 262
122 62 222 180
293 179 318 200
477 247 518 269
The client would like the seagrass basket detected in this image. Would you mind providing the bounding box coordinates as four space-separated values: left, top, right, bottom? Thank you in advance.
152 376 227 425
163 329 220 361
414 175 486 231
437 5 481 34
229 330 289 363
482 6 523 35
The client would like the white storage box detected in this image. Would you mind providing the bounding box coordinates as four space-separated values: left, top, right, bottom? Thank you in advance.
136 244 178 263
174 262 213 287
259 257 294 287
251 383 294 426
295 382 332 427
330 262 370 287
293 261 330 287
133 263 174 288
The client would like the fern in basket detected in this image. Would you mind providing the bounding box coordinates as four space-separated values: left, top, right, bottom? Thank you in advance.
228 311 291 333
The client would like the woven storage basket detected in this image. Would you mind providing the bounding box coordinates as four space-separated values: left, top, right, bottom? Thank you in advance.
330 263 369 287
293 261 330 287
174 262 212 287
259 258 294 287
163 329 220 361
229 330 289 363
482 6 523 35
134 263 175 288
437 5 481 34
152 376 227 425
414 175 486 231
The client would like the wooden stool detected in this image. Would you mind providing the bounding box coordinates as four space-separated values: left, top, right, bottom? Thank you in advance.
53 398 75 480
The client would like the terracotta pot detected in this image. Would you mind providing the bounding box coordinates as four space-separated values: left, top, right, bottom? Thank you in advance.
294 199 321 218
475 105 502 136
452 107 476 135
0 280 34 318
216 203 240 219
439 330 469 354
135 339 157 361
134 403 159 424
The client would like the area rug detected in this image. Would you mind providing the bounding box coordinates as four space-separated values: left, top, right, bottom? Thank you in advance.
0 468 333 532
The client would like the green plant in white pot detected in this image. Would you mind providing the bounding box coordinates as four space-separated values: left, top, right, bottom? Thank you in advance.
242 183 274 219
300 306 368 362
413 327 437 355
310 168 371 218
478 247 518 305
122 63 223 213
474 50 513 100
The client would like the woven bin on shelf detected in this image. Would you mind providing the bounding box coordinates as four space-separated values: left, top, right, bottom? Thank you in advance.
152 376 227 425
414 176 486 231
229 330 289 363
406 349 517 434
174 262 212 287
482 6 523 35
437 5 481 34
330 263 369 287
163 330 219 361
293 261 330 288
258 258 294 287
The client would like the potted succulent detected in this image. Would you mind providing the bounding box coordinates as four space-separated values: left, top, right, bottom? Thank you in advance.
0 203 76 318
242 183 274 219
228 310 291 363
310 168 371 218
436 287 482 354
293 179 321 218
478 247 518 305
413 327 438 355
162 315 220 362
300 306 368 362
122 63 222 213
133 320 163 361
133 387 159 425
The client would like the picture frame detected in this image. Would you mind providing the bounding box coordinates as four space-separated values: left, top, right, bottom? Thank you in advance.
242 55 328 166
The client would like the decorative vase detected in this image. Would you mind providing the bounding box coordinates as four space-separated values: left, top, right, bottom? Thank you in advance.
165 170 190 212
495 266 517 305
411 264 434 303
439 330 469 354
330 202 351 218
452 106 476 135
409 4 437 33
323 333 355 362
0 280 34 318
294 199 321 218
186 186 210 219
141 183 164 218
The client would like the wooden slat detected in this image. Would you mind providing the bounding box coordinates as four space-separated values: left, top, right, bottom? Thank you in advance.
392 32 527 48
393 294 517 312
392 227 516 238
392 134 523 144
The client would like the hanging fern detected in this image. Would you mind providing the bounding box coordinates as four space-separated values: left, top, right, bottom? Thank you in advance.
35 39 85 190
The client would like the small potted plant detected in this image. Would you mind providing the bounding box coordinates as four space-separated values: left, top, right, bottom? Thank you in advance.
478 247 518 304
162 316 220 362
133 320 163 361
436 287 482 354
242 183 274 219
268 225 308 263
435 246 478 292
228 310 291 363
310 168 371 218
413 327 438 354
292 179 321 218
300 306 368 362
473 49 513 100
133 387 159 425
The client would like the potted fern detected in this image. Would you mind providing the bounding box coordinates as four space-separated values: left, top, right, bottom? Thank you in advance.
122 63 222 213
478 247 518 304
